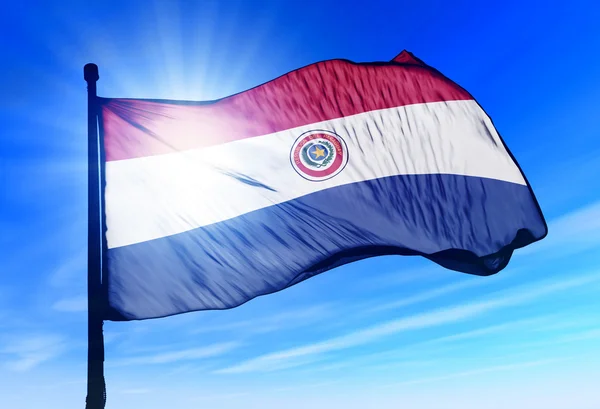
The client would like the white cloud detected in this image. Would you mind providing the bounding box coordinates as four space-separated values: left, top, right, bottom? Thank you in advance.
359 265 447 290
215 304 480 374
423 315 555 345
191 304 334 335
296 315 558 375
48 250 87 288
215 272 600 374
530 314 600 332
42 379 86 391
188 392 252 403
110 342 239 367
390 358 563 386
367 277 499 313
103 331 122 344
52 296 87 312
517 327 600 350
1 334 67 372
119 388 151 395
555 328 600 343
271 380 343 393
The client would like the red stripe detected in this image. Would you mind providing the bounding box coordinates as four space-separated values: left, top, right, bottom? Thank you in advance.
101 54 472 162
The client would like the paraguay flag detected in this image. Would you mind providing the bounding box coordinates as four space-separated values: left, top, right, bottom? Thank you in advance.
99 50 547 321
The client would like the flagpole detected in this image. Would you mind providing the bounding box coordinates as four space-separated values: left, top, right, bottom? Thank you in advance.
84 63 106 409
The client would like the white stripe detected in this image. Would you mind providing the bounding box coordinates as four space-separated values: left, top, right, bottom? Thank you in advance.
105 99 526 249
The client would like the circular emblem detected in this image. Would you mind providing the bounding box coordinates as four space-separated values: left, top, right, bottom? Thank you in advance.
290 130 349 181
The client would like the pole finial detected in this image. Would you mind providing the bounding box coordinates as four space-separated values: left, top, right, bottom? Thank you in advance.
84 63 99 82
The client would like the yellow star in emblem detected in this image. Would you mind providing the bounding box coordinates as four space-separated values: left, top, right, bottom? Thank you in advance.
312 146 326 158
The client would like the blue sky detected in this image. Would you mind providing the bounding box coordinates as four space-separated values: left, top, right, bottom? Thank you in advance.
1 0 600 408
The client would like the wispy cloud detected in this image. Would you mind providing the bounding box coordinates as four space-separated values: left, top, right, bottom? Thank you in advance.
189 392 252 403
297 315 555 375
191 304 334 336
48 250 87 288
42 379 86 390
516 327 600 350
367 277 498 313
0 334 67 372
358 265 447 290
517 200 600 258
554 328 600 343
110 342 239 367
119 388 151 395
52 296 87 312
103 331 122 344
422 315 555 346
271 380 343 393
161 363 204 377
390 358 564 386
297 353 434 375
215 273 600 374
530 314 600 332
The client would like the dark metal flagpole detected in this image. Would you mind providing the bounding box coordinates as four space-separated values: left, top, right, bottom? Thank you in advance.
84 63 106 409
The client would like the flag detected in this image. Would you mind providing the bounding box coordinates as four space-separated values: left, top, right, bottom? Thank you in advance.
98 50 547 321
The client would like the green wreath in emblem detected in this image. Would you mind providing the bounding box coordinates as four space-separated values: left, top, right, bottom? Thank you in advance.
301 140 335 168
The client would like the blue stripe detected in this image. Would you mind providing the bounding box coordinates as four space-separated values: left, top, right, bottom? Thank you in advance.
105 173 547 321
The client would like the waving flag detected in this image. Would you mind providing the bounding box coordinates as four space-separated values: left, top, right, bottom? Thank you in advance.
98 51 547 321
